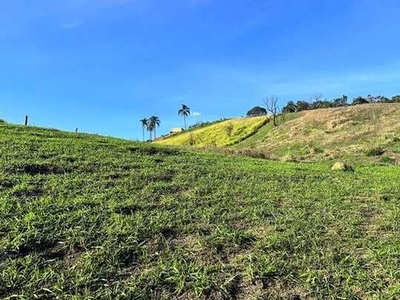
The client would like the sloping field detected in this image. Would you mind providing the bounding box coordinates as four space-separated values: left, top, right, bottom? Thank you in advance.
234 103 400 162
154 116 268 147
1 124 400 299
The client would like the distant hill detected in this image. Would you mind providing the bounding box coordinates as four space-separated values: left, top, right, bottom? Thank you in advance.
156 103 400 163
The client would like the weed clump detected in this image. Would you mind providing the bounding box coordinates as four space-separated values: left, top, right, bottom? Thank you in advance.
365 146 385 157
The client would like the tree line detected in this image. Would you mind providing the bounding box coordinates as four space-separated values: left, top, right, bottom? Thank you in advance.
247 94 400 127
281 94 400 113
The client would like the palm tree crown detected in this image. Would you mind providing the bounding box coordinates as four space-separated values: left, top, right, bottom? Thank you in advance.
178 104 190 129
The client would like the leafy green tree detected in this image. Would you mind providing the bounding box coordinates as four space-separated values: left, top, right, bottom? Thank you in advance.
332 95 348 107
140 118 148 142
375 95 390 103
296 101 311 111
178 104 190 130
282 101 297 113
246 106 267 117
392 95 400 103
149 116 161 139
352 96 369 105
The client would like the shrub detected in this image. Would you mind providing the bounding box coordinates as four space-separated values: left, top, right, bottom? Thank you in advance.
225 123 234 137
309 147 324 154
365 146 385 157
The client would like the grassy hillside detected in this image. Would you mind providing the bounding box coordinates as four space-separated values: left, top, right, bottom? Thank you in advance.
1 123 400 299
154 116 268 147
234 104 400 162
157 104 400 163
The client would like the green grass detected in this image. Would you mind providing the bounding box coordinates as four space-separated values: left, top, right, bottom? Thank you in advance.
1 123 400 299
154 116 269 148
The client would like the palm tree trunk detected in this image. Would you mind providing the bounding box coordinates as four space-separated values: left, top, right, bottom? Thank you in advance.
184 115 187 130
142 127 145 142
154 127 157 139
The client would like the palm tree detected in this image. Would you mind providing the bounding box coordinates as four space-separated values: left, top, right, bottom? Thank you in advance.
149 116 161 139
140 118 148 141
147 121 154 141
178 104 190 130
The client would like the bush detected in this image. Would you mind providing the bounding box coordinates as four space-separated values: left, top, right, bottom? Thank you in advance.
309 147 324 154
0 119 5 124
365 146 385 157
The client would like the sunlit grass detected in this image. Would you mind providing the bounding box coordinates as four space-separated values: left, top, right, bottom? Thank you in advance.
1 123 400 298
154 116 269 147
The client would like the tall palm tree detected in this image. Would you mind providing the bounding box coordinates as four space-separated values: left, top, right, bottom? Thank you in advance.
140 118 148 141
147 121 154 141
178 104 190 130
149 116 161 139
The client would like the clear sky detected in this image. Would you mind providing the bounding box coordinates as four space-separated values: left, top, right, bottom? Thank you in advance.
1 0 400 139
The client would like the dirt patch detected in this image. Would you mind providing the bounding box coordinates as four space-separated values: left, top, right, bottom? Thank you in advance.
128 146 180 156
65 250 85 267
0 179 15 190
12 185 43 198
114 204 140 215
1 240 65 261
153 169 176 182
5 163 67 175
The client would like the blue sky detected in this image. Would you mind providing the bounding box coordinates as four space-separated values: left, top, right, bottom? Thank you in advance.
1 0 400 139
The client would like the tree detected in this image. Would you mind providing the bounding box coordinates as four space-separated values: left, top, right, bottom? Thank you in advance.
332 95 348 107
310 94 332 109
311 93 324 103
149 116 161 139
296 100 311 111
282 101 297 113
392 95 400 103
147 121 154 141
140 118 148 142
352 96 369 105
264 96 279 127
375 95 390 103
178 104 190 130
246 106 267 117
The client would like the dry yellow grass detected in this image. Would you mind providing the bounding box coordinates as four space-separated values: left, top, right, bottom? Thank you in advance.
235 103 400 161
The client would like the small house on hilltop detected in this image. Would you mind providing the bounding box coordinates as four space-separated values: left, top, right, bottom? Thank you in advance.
170 127 184 134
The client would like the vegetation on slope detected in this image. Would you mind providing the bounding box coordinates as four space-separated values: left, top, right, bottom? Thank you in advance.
1 123 400 298
154 116 268 148
234 103 400 163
